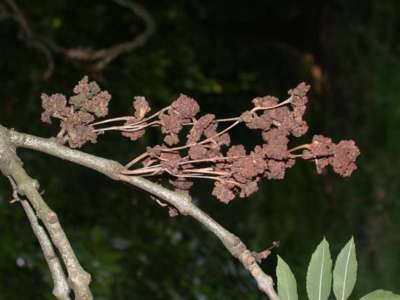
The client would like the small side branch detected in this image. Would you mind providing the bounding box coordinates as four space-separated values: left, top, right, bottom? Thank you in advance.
4 0 54 79
52 0 156 71
3 0 154 75
7 175 71 300
21 199 72 300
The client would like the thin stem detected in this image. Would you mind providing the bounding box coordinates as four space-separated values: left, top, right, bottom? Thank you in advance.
92 106 169 127
94 125 132 133
169 173 222 181
121 165 161 175
171 174 240 187
94 120 161 133
251 96 293 113
91 116 134 126
125 152 150 168
166 119 241 152
215 117 241 123
183 117 240 126
178 155 243 165
134 106 170 126
182 168 230 177
288 143 311 153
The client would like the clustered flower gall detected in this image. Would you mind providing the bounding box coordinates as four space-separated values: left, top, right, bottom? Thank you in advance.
41 77 360 203
41 76 111 148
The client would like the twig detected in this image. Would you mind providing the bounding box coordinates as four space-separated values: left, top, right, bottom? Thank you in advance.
4 0 155 76
21 199 72 300
6 175 71 300
4 0 54 79
51 0 156 71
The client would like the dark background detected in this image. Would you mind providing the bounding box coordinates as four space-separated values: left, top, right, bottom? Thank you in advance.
0 0 399 299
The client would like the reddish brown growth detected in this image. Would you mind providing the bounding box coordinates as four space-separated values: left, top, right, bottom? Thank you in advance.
41 77 360 203
41 76 111 148
159 94 200 145
299 135 360 177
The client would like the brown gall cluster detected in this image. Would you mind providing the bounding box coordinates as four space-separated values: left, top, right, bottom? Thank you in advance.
41 77 360 203
41 76 111 148
302 135 360 177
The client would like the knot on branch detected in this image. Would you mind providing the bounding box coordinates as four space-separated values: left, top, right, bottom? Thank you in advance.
240 249 257 266
68 270 92 300
47 211 59 225
172 192 192 216
0 125 21 176
229 235 246 258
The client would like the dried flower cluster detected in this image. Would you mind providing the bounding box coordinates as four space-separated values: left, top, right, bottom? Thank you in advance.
41 76 111 148
301 135 360 177
41 77 360 203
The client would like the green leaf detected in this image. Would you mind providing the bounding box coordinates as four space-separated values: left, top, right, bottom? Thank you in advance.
306 238 332 300
333 237 358 300
276 256 298 300
360 290 400 300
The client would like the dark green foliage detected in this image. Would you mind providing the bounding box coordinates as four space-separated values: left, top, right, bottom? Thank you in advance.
277 238 400 300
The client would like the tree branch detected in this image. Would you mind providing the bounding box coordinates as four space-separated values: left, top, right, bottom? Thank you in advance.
3 0 155 76
6 174 71 299
4 125 280 300
21 199 72 300
4 0 54 79
0 126 92 300
52 0 156 71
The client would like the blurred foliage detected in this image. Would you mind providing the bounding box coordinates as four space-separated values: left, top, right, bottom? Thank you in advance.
0 0 399 299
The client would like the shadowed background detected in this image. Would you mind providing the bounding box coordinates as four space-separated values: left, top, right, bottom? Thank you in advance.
0 0 399 299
